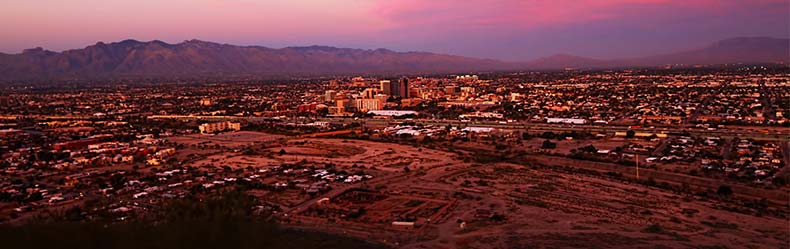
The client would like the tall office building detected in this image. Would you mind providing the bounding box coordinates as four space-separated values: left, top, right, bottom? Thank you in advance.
336 99 355 111
380 78 409 98
352 77 367 87
380 80 392 95
325 90 337 102
362 88 377 99
374 94 388 105
392 81 400 98
397 78 409 98
445 85 459 96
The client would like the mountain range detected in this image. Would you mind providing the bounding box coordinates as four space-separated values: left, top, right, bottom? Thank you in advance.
0 37 786 80
526 37 789 69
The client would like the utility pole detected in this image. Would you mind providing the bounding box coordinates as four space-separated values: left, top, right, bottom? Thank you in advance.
636 154 639 180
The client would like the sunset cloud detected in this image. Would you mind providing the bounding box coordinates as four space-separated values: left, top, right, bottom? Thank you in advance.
371 0 787 31
0 0 786 60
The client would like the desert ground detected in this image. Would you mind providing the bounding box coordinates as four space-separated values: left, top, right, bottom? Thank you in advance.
165 131 788 249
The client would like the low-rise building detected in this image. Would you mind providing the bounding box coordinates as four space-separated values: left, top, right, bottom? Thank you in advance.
199 121 241 134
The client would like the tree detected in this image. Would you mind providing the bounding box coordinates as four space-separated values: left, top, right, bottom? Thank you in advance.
626 130 636 138
716 185 733 196
489 213 506 222
645 177 656 186
540 132 556 139
772 177 786 186
348 208 365 219
110 174 127 189
541 139 556 149
642 223 663 233
579 144 597 153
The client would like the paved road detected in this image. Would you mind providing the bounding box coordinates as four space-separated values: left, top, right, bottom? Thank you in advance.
321 117 789 141
147 115 788 141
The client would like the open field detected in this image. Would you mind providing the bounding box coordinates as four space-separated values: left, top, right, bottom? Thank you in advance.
407 163 788 249
8 129 783 248
167 132 788 249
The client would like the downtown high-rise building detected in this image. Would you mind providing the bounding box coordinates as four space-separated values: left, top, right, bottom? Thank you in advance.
398 78 409 98
380 78 409 98
324 90 337 102
380 80 392 95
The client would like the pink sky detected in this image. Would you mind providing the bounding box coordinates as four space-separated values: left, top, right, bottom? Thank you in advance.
1 0 787 60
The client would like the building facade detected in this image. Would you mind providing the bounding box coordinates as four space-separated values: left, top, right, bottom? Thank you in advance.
199 121 241 134
380 80 392 95
355 98 382 112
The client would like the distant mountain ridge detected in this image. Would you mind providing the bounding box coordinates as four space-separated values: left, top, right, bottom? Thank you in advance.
0 39 518 80
526 37 789 69
524 54 607 69
0 37 787 80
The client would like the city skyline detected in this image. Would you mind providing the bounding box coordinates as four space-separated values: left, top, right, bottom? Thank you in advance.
1 0 788 61
2 1 789 248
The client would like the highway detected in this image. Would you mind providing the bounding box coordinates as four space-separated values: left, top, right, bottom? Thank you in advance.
316 117 790 141
147 115 789 141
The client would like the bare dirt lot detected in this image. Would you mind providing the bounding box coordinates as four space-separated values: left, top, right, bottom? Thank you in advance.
271 139 459 172
408 163 788 249
172 133 789 249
